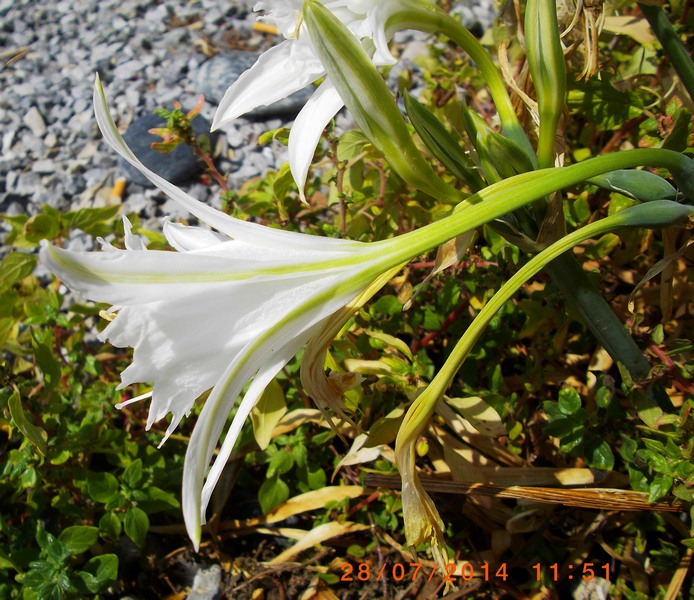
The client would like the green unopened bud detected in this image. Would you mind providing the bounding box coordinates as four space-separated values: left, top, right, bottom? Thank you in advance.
464 110 534 184
403 93 485 192
611 198 693 229
303 0 463 204
477 127 536 183
525 0 566 168
385 0 536 163
588 170 678 202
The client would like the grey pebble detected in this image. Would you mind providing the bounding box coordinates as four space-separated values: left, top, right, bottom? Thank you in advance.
1 0 497 228
118 113 218 187
23 106 47 137
187 564 222 600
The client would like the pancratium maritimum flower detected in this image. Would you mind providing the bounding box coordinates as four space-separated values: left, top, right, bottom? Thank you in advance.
40 76 412 550
212 0 425 201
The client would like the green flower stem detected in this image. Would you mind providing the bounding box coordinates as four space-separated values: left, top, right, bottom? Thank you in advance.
385 2 536 163
395 198 693 482
638 3 694 103
396 200 694 426
378 148 693 264
377 149 691 383
525 0 566 168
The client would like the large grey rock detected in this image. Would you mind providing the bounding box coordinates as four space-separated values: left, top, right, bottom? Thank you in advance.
117 113 218 187
194 51 314 120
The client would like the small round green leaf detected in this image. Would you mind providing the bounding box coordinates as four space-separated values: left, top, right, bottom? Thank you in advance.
258 477 289 514
86 472 120 503
124 507 149 547
58 526 99 555
557 388 582 415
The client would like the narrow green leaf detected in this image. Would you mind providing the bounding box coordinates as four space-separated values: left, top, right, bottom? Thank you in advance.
8 391 47 456
403 93 483 190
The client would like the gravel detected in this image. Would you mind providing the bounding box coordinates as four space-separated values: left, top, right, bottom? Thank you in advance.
1 0 497 242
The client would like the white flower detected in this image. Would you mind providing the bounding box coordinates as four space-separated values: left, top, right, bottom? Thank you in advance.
40 76 411 549
212 0 411 201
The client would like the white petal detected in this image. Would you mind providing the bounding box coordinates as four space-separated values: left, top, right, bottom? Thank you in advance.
288 80 344 202
162 220 228 252
211 41 324 129
39 237 362 307
367 11 398 66
181 280 358 549
93 75 356 252
122 217 147 251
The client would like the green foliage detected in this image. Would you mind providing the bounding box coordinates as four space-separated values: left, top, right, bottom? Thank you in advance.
16 525 117 599
1 205 182 597
543 386 617 470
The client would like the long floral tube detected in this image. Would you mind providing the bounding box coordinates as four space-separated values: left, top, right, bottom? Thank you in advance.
395 199 694 550
381 148 693 266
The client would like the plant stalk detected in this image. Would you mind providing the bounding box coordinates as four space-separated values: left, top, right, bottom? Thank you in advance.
638 3 694 102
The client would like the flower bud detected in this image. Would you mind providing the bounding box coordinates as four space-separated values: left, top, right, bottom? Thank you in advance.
303 0 463 204
525 0 566 167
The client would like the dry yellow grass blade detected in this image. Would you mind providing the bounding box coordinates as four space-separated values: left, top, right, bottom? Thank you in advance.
249 486 365 528
429 424 626 486
253 22 279 35
150 486 366 535
270 408 354 438
664 547 692 600
364 474 689 512
270 521 370 564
